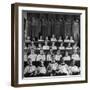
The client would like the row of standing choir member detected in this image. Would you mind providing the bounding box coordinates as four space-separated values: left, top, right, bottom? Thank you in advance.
24 49 80 62
24 56 80 77
25 16 80 42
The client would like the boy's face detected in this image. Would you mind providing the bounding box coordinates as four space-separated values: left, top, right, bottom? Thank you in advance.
27 36 30 40
52 59 55 63
68 43 71 47
71 60 75 66
46 37 48 40
61 43 63 46
76 19 79 23
65 52 68 56
32 41 34 45
59 36 62 39
52 35 55 38
40 36 42 39
33 38 35 41
50 49 53 54
40 50 43 54
70 36 73 40
45 41 47 45
57 50 60 54
38 44 41 47
28 59 32 66
66 36 68 39
74 49 77 54
40 61 44 66
31 50 34 54
52 42 55 46
51 56 55 62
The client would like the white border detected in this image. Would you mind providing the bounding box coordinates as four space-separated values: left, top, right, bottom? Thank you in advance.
18 6 86 84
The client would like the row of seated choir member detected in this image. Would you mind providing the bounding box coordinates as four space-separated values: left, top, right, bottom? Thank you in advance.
24 49 80 62
24 41 79 50
25 35 76 43
24 55 80 77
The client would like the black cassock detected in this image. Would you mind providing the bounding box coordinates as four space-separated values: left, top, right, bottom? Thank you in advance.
47 20 52 37
51 19 55 35
31 18 37 39
41 19 48 38
27 20 32 38
54 20 60 38
64 21 72 37
34 18 41 39
59 20 64 38
72 21 80 42
51 19 64 39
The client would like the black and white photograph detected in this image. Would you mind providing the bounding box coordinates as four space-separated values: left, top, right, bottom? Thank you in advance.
11 3 87 87
23 11 81 77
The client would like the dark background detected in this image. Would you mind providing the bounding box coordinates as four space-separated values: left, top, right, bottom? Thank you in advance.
23 10 80 41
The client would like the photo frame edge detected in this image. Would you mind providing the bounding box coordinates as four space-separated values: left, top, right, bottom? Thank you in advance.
11 3 88 87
